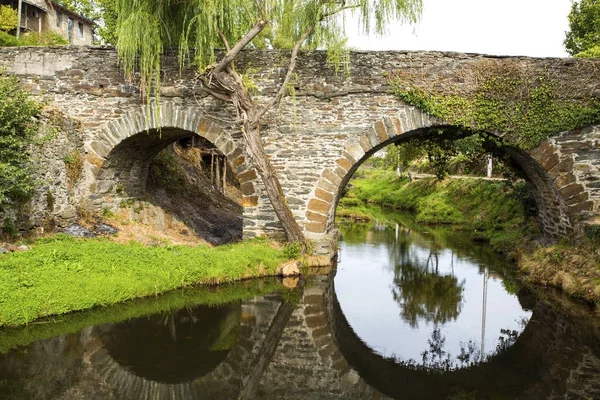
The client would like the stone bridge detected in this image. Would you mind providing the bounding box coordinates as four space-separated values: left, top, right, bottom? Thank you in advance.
1 46 600 245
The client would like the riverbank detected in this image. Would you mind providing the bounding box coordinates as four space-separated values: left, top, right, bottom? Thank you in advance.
338 169 537 254
337 169 600 307
0 235 291 327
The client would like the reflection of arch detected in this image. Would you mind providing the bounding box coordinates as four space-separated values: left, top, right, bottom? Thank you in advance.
304 107 580 238
84 103 258 208
84 307 258 400
323 273 587 400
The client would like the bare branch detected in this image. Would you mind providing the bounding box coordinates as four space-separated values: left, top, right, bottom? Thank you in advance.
255 26 314 120
199 84 233 103
217 29 232 52
214 19 268 74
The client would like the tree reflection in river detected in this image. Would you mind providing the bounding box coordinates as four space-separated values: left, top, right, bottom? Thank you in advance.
392 247 465 328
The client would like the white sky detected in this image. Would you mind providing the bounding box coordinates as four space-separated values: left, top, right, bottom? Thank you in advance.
345 0 573 57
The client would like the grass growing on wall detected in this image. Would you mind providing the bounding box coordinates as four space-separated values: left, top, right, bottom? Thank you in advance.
0 235 289 327
337 170 537 253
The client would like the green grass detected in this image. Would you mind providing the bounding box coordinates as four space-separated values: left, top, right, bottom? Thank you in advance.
0 235 288 327
0 278 282 354
337 170 538 254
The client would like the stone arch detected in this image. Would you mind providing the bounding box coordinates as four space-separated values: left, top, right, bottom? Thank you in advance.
82 102 260 236
304 106 577 239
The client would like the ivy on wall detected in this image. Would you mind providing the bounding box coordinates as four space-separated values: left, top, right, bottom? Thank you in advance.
390 61 600 149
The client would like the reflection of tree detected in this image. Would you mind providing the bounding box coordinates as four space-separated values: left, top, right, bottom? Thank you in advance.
400 324 525 372
392 249 465 328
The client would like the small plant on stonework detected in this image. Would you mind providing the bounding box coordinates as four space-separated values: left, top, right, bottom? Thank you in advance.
46 190 55 211
283 241 301 259
2 218 16 238
102 206 114 218
63 150 83 191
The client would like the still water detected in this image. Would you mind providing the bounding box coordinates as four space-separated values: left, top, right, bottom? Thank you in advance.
0 213 599 399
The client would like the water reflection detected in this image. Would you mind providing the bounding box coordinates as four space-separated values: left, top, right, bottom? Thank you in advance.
336 213 532 370
0 218 600 399
99 303 241 383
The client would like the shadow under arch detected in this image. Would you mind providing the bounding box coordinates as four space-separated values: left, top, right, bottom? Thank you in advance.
84 103 257 204
304 107 576 239
323 273 577 400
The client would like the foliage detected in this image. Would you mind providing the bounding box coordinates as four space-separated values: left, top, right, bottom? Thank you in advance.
0 5 17 33
391 62 600 149
96 0 118 43
63 150 83 191
283 241 301 259
565 0 600 58
0 30 19 46
0 31 69 47
337 169 538 253
115 0 422 99
0 235 288 327
18 31 69 46
393 258 464 328
0 73 42 213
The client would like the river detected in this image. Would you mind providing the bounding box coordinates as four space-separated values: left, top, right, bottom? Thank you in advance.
0 211 599 399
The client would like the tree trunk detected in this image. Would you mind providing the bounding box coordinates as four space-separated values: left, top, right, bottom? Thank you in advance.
244 121 306 248
201 68 307 250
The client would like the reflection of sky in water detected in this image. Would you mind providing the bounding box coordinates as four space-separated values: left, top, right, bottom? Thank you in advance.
335 228 532 367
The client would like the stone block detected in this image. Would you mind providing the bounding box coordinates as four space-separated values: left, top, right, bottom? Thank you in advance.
307 198 330 214
344 139 366 162
568 201 594 214
242 196 259 207
336 157 352 172
238 169 258 183
359 135 373 153
542 153 560 172
555 173 577 189
374 120 389 142
548 158 574 179
89 140 111 158
323 169 342 186
383 116 403 137
315 188 334 203
317 178 338 193
306 221 327 233
559 183 584 200
240 182 255 196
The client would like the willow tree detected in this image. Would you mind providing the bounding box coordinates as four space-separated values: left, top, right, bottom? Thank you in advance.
115 0 422 249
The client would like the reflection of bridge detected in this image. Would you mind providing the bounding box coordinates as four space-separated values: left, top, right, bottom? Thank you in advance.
1 278 600 399
1 47 600 246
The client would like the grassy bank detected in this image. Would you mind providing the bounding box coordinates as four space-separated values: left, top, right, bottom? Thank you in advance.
0 278 283 354
338 169 537 253
0 235 288 327
517 241 600 305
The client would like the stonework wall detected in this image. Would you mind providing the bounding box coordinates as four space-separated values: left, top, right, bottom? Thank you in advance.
0 110 84 236
0 46 598 241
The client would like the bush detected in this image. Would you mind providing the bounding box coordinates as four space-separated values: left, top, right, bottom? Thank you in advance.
0 30 19 47
0 73 42 212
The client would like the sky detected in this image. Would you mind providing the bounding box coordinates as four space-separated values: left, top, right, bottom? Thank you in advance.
345 0 573 57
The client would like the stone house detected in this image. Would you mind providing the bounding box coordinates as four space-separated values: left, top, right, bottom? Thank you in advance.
1 0 94 45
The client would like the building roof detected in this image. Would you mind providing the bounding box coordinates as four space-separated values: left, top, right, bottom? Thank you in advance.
21 0 95 26
23 0 49 11
50 2 96 25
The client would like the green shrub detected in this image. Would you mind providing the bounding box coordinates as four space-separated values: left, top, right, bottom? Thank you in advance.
0 30 19 46
0 73 42 212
